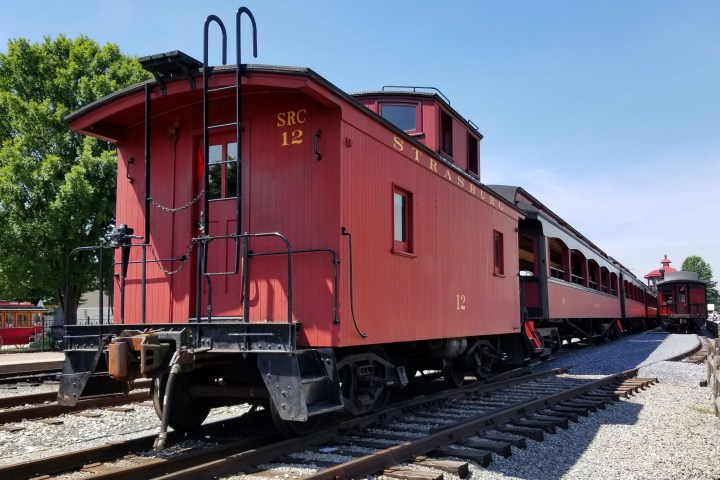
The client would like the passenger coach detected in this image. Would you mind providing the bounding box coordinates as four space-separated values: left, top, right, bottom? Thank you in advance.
489 186 658 350
0 301 46 347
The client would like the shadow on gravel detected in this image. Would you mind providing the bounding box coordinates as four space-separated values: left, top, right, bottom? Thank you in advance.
478 400 644 479
532 331 670 375
479 330 678 479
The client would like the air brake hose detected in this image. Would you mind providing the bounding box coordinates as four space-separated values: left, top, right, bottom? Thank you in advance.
153 351 181 451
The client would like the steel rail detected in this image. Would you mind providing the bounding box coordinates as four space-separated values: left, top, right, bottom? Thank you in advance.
301 369 643 480
98 370 570 480
0 369 653 480
0 390 150 425
0 380 151 409
0 414 269 480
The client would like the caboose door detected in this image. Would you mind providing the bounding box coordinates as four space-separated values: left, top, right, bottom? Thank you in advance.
196 129 249 318
675 285 688 314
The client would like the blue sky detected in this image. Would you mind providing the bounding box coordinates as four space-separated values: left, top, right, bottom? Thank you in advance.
2 1 719 285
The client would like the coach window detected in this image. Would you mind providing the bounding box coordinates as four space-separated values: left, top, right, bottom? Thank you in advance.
467 133 479 177
588 260 600 290
393 186 413 255
548 238 569 281
600 267 610 293
518 234 535 274
207 141 238 200
570 250 586 286
380 103 420 135
493 230 505 276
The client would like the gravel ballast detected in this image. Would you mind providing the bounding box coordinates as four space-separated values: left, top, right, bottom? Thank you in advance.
432 332 720 480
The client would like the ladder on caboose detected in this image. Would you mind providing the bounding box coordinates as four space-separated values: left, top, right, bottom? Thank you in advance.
196 9 257 322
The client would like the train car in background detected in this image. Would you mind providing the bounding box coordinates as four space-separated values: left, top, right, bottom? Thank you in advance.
657 271 707 332
489 186 658 351
0 301 46 347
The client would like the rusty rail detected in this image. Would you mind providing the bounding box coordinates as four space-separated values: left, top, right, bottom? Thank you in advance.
301 369 642 480
0 390 150 424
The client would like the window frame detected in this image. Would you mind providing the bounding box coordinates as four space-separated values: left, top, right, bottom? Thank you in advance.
379 102 422 136
493 230 505 276
467 132 479 177
206 139 238 201
392 185 415 257
440 110 453 158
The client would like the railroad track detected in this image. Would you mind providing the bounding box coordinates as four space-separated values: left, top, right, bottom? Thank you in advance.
0 368 61 384
0 368 657 480
0 380 151 425
681 334 712 364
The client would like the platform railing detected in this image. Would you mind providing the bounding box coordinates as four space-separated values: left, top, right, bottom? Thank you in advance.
707 339 720 417
707 338 720 418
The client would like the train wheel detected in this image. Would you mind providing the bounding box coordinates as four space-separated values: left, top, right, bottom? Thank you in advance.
339 346 391 415
269 398 322 437
152 373 211 432
443 358 465 388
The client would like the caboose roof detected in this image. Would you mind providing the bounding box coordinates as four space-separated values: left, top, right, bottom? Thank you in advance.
657 271 705 286
67 60 520 214
65 64 343 141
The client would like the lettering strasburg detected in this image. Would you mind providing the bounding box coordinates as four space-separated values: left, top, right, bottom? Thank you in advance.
391 135 502 212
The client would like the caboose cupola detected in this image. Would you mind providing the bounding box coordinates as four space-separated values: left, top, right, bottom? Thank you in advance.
353 86 483 179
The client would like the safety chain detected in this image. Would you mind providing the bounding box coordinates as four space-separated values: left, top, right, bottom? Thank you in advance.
149 240 197 275
150 190 205 213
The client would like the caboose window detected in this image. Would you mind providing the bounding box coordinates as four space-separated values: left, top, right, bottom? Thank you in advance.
207 141 238 200
467 133 479 176
381 104 418 133
393 187 413 254
494 230 504 276
226 142 238 197
441 110 453 157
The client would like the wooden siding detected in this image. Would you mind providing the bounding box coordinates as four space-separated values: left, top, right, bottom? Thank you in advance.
624 298 649 318
82 68 524 350
336 116 522 347
114 84 342 337
546 280 622 319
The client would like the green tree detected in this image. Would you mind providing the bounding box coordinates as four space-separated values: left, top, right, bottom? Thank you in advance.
681 255 719 305
0 35 150 322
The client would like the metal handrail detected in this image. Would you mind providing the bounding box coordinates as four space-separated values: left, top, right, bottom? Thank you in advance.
194 232 293 325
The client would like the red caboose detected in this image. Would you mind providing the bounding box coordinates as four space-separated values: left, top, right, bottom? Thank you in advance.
59 11 531 437
657 271 707 332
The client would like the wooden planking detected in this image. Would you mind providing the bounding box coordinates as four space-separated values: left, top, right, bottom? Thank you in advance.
337 117 521 346
546 281 622 320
